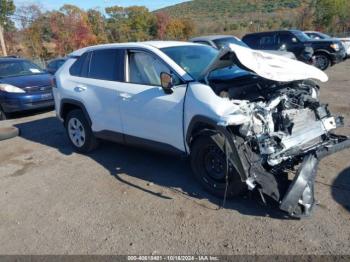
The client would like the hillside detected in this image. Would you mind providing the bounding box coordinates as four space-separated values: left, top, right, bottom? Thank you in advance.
156 0 312 36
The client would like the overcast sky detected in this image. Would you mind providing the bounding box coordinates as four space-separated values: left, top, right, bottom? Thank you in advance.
13 0 190 11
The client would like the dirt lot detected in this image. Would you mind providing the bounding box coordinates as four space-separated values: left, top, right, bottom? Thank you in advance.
0 61 350 255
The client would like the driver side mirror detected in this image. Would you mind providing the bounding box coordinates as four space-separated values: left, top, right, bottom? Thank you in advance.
160 72 174 94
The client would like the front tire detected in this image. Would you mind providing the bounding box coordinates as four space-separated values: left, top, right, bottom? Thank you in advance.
65 109 98 153
313 53 330 70
190 134 246 198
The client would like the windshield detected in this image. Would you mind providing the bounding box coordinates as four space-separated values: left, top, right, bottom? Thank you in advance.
293 31 311 42
161 45 219 80
0 60 44 78
213 37 248 49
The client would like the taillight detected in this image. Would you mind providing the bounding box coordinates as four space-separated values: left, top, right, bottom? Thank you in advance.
51 77 57 88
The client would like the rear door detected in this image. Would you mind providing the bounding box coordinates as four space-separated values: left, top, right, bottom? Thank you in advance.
68 48 126 137
258 33 278 50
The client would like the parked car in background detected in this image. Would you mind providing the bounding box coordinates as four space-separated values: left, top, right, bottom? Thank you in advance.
242 30 346 70
305 31 350 58
53 41 350 217
190 35 296 59
0 58 54 120
46 58 67 74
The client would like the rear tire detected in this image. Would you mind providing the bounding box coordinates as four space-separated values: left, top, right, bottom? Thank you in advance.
65 109 98 153
190 134 246 198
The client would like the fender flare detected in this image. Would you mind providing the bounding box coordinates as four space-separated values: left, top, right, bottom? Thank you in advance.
186 115 218 147
313 49 332 56
186 115 248 181
60 99 92 126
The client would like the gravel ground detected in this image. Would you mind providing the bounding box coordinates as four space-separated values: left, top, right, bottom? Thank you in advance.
0 60 349 255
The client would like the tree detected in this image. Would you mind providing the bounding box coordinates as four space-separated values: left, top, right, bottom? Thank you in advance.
105 5 156 42
87 9 107 43
0 0 15 26
15 4 41 29
313 0 350 32
155 12 170 40
0 0 15 55
50 5 97 56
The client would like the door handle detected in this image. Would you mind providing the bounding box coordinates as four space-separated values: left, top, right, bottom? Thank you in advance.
119 93 132 100
74 85 87 92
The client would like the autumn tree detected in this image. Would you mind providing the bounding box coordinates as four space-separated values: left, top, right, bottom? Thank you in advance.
155 12 170 40
87 9 107 44
50 5 97 56
105 6 157 42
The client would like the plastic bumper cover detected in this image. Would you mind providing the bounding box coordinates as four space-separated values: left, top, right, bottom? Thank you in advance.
280 137 350 217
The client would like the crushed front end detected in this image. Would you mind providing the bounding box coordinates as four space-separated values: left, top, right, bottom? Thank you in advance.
212 79 350 218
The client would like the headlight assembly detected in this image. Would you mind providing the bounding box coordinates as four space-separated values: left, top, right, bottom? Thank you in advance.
0 84 25 93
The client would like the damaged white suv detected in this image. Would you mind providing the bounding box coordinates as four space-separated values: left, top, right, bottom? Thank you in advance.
53 41 350 217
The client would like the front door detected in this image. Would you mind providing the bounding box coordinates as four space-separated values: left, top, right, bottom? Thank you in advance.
119 50 186 152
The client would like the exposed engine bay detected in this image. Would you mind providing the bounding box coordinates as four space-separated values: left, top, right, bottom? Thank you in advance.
208 74 349 217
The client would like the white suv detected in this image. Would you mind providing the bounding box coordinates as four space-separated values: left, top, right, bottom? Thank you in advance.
53 41 349 217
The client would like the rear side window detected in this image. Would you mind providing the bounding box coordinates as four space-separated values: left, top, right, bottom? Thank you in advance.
69 52 90 77
242 35 258 48
69 52 89 77
260 35 274 46
89 49 125 81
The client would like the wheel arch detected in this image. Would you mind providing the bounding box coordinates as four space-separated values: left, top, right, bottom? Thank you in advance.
60 99 92 126
186 115 219 149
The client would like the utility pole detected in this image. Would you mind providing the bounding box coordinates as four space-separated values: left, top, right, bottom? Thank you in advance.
0 24 7 56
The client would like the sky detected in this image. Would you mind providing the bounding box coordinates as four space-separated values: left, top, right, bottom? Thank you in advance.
13 0 190 11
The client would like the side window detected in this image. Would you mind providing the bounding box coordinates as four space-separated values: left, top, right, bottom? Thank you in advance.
89 49 125 81
242 35 258 48
278 33 294 45
128 51 180 86
260 35 274 46
69 52 89 77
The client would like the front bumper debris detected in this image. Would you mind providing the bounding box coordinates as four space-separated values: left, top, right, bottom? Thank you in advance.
280 154 318 217
281 136 350 217
213 124 350 218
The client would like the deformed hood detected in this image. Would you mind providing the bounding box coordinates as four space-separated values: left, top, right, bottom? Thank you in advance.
201 44 328 83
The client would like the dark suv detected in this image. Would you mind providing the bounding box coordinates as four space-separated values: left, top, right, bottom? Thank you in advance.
242 30 346 70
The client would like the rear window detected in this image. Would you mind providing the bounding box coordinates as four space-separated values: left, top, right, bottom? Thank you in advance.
89 49 125 81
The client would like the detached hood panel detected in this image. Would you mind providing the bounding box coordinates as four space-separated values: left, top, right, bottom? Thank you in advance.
203 44 328 83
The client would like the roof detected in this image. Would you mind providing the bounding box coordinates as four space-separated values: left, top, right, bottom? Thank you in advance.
190 35 235 41
142 41 199 48
70 41 200 56
244 29 303 36
0 57 27 63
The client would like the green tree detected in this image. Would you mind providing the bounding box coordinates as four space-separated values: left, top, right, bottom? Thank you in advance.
105 5 156 42
0 0 15 27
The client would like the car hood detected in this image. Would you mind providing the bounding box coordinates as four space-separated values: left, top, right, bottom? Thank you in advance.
200 44 328 83
0 73 52 88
